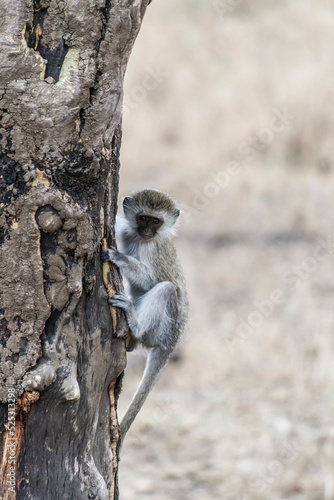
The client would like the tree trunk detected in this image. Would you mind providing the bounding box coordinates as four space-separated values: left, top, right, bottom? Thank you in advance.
0 1 150 498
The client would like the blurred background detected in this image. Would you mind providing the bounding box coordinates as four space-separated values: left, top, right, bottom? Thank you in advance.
118 1 334 498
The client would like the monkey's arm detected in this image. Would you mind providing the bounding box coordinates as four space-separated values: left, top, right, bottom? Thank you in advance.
101 248 154 290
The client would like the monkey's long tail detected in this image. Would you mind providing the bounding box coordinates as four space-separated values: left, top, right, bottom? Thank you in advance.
119 346 170 446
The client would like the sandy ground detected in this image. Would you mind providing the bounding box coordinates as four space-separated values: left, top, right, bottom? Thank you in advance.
116 1 334 498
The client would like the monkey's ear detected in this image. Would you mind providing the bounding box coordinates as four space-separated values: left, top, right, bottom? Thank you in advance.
123 197 131 207
123 196 134 217
123 196 133 211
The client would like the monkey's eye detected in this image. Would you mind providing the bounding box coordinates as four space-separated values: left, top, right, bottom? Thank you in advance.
140 216 149 222
152 218 160 224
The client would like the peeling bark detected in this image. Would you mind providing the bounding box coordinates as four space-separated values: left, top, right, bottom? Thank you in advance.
0 1 150 498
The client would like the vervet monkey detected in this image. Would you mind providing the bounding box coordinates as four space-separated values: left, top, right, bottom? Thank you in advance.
101 188 188 445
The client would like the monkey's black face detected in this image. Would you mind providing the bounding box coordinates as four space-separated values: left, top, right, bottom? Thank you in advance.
136 214 163 241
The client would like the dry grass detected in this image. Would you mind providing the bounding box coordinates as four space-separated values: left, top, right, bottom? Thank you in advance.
117 1 334 498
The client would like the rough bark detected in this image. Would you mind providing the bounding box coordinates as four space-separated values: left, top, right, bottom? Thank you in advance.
0 1 150 498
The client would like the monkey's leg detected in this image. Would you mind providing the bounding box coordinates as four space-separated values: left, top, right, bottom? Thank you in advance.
135 281 178 350
110 282 177 351
119 282 178 441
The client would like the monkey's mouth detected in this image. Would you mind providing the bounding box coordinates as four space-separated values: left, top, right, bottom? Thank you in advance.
140 234 154 241
138 229 155 241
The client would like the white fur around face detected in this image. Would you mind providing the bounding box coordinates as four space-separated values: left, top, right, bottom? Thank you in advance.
116 208 180 249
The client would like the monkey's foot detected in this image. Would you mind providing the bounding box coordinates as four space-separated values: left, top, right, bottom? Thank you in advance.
109 293 132 311
109 294 139 336
60 375 80 401
126 335 139 352
22 360 57 392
